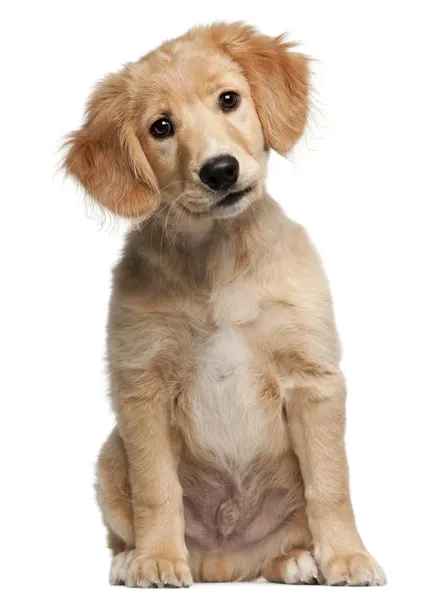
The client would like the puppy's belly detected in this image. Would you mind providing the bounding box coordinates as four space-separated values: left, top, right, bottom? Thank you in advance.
180 457 304 552
182 324 303 551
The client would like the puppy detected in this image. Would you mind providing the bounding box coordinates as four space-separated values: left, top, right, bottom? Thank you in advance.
64 22 385 587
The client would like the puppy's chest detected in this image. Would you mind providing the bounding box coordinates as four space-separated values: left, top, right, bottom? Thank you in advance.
187 284 273 465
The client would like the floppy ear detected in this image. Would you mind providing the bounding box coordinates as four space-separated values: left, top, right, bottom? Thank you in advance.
64 72 158 218
209 23 310 156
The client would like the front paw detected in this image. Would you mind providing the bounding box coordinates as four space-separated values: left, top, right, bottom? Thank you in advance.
322 552 386 586
126 553 193 588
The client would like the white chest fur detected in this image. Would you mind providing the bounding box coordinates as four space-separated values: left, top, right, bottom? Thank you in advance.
189 284 266 469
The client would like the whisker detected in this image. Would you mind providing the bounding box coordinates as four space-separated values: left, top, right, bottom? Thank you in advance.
158 180 192 194
159 192 186 253
169 203 187 248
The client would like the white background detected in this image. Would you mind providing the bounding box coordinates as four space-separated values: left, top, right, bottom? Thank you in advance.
1 1 437 598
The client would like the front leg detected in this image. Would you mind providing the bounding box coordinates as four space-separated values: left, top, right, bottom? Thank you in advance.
116 381 192 588
287 368 386 586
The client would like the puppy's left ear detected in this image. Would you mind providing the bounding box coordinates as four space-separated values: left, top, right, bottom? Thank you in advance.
210 23 310 155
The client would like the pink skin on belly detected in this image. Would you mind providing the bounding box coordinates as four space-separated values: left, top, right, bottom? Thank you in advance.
182 469 305 552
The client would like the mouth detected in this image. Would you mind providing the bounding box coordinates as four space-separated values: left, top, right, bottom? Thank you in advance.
215 186 253 208
181 185 255 218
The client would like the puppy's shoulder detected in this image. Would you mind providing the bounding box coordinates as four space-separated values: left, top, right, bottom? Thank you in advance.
259 203 326 288
111 229 153 293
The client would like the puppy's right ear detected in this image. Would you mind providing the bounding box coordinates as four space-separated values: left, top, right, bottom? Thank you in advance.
63 72 158 218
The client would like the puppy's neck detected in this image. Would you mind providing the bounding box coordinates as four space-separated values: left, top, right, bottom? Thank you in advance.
133 193 283 287
154 206 215 247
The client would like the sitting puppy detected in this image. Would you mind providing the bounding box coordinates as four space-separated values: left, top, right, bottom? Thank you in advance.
64 22 385 587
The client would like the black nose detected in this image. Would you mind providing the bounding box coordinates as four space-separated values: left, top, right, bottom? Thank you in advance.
199 155 239 191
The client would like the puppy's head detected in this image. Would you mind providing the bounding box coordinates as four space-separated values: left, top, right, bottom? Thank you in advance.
64 22 309 221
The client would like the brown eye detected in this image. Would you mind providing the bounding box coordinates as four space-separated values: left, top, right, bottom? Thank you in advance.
219 91 240 111
150 118 173 138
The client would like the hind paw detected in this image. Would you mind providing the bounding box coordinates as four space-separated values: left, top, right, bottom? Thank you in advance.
263 549 319 584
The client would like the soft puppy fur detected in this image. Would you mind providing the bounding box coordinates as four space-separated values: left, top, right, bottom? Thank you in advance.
64 22 385 587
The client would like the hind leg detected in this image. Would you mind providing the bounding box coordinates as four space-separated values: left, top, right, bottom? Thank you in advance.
107 530 127 556
96 428 136 583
